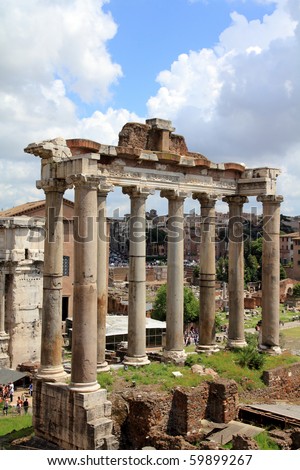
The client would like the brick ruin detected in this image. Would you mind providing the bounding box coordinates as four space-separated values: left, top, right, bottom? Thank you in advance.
110 378 239 450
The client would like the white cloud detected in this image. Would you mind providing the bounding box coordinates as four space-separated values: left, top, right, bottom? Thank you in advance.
0 0 128 210
1 0 300 218
147 0 300 214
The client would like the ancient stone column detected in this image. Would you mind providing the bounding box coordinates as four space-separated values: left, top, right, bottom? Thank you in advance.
0 272 9 367
160 190 187 362
97 186 112 373
0 273 6 334
122 186 151 366
193 193 218 352
36 179 67 382
223 195 248 348
257 195 283 354
69 175 100 391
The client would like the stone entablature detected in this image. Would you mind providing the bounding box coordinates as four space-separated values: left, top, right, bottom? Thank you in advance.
25 119 280 199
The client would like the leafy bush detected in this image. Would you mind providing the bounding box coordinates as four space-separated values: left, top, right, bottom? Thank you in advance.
245 332 259 347
236 345 266 370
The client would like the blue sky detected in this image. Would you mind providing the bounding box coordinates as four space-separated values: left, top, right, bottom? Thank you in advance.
0 0 299 217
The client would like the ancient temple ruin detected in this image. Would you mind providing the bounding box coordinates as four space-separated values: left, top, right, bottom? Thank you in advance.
24 118 283 449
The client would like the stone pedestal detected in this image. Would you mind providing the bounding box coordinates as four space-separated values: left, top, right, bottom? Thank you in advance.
223 196 248 349
122 187 151 367
193 194 218 353
33 380 117 450
161 190 187 363
69 176 100 391
36 180 67 382
257 195 283 354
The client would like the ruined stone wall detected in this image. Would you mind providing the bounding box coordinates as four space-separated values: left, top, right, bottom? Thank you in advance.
262 362 300 398
111 379 239 449
207 379 239 423
168 384 210 435
122 392 172 450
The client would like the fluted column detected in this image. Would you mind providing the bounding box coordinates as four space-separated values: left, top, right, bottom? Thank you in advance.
69 175 100 391
36 179 67 381
97 185 112 373
122 186 151 366
160 190 187 362
193 193 218 353
223 195 248 348
257 194 283 354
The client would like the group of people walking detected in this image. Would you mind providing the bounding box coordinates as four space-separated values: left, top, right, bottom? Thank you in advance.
1 381 30 416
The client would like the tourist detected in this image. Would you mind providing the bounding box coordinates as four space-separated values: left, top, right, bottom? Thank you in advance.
3 398 9 415
16 396 23 414
23 398 29 415
28 383 33 397
9 382 14 403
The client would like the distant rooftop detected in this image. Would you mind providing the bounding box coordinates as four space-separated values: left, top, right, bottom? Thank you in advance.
0 198 74 217
106 315 166 337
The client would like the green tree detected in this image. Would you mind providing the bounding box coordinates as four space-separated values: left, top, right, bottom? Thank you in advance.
292 283 300 297
216 257 228 282
280 264 287 280
244 254 260 284
152 284 199 323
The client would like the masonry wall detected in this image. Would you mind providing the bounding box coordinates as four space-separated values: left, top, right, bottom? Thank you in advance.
262 362 300 398
113 379 239 449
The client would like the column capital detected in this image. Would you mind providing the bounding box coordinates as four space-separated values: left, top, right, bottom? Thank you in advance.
66 174 99 190
257 194 284 205
192 192 219 206
122 185 155 199
222 195 249 206
98 180 114 197
36 178 69 193
160 189 191 200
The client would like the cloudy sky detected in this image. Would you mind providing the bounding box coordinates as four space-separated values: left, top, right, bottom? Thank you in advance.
1 0 299 217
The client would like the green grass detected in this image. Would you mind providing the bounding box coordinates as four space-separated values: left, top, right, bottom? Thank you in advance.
97 349 300 394
281 327 300 339
98 362 211 392
116 362 210 390
0 414 33 439
254 431 280 450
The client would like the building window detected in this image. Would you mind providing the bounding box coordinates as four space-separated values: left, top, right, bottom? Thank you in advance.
63 256 70 276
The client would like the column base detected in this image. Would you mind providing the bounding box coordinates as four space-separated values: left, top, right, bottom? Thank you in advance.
259 344 282 355
68 380 101 392
123 355 150 367
162 349 187 364
36 365 68 383
0 332 9 339
97 361 110 373
196 344 219 354
227 339 247 349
